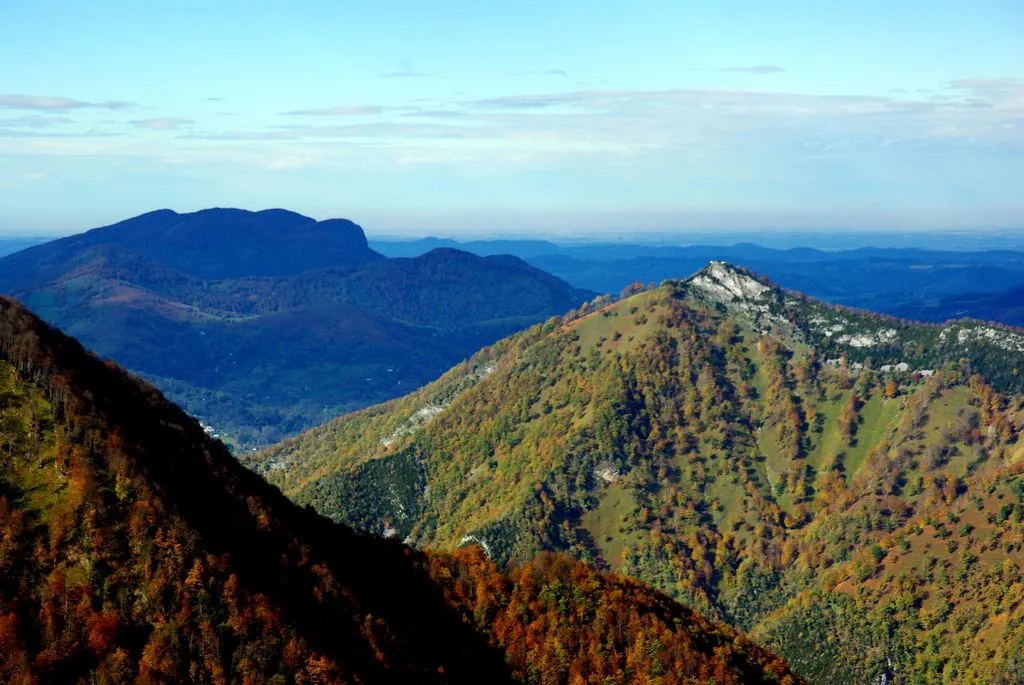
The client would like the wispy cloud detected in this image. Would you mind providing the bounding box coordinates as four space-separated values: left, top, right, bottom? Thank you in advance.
720 65 786 74
8 77 1021 184
0 128 122 139
177 130 298 141
401 109 467 119
281 105 384 116
946 77 1024 100
128 117 194 131
472 93 589 109
170 80 1023 157
181 121 482 141
0 115 74 128
0 94 136 110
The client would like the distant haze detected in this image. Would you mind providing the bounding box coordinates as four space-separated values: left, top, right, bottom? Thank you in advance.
5 218 1024 253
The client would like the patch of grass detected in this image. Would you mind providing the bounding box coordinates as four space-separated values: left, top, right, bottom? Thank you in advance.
845 394 902 475
570 292 661 355
807 394 843 473
581 483 642 569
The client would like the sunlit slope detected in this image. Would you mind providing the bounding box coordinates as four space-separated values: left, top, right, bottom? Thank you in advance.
250 262 1024 683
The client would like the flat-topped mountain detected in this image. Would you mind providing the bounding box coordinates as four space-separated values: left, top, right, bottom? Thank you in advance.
0 207 382 281
0 209 593 448
0 294 799 684
250 262 1024 683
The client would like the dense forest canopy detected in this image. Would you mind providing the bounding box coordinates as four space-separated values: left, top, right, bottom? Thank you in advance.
251 264 1024 684
0 295 798 684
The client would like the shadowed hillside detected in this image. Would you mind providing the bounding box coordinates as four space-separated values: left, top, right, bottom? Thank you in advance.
0 209 593 448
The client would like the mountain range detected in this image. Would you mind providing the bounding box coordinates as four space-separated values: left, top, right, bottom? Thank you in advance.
6 209 1024 682
372 238 1024 326
893 283 1024 328
6 213 1024 453
249 262 1024 684
0 209 592 448
0 294 799 684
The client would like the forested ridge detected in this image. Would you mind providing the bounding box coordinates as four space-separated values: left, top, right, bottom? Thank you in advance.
252 264 1024 683
0 295 798 684
0 209 592 449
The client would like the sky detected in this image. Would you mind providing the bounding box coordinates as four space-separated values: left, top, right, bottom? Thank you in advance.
1 0 1022 236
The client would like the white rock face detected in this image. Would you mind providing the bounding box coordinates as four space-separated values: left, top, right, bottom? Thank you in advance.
594 464 621 484
379 361 500 448
459 534 493 558
687 262 792 338
953 325 1024 352
261 451 294 473
689 261 770 303
381 403 445 447
836 328 898 348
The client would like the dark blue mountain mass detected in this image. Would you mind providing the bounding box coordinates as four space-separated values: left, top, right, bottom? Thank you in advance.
0 209 592 448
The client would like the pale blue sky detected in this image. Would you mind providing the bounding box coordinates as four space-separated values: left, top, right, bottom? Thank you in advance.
1 1 1022 235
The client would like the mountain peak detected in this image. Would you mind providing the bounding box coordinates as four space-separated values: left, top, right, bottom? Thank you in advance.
687 260 774 303
257 256 1024 682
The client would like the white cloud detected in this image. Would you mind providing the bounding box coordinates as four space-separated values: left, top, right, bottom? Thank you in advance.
128 117 194 131
282 105 384 116
4 78 1021 184
0 94 135 110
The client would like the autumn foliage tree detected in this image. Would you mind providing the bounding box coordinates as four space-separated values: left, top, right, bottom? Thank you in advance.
0 295 802 684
